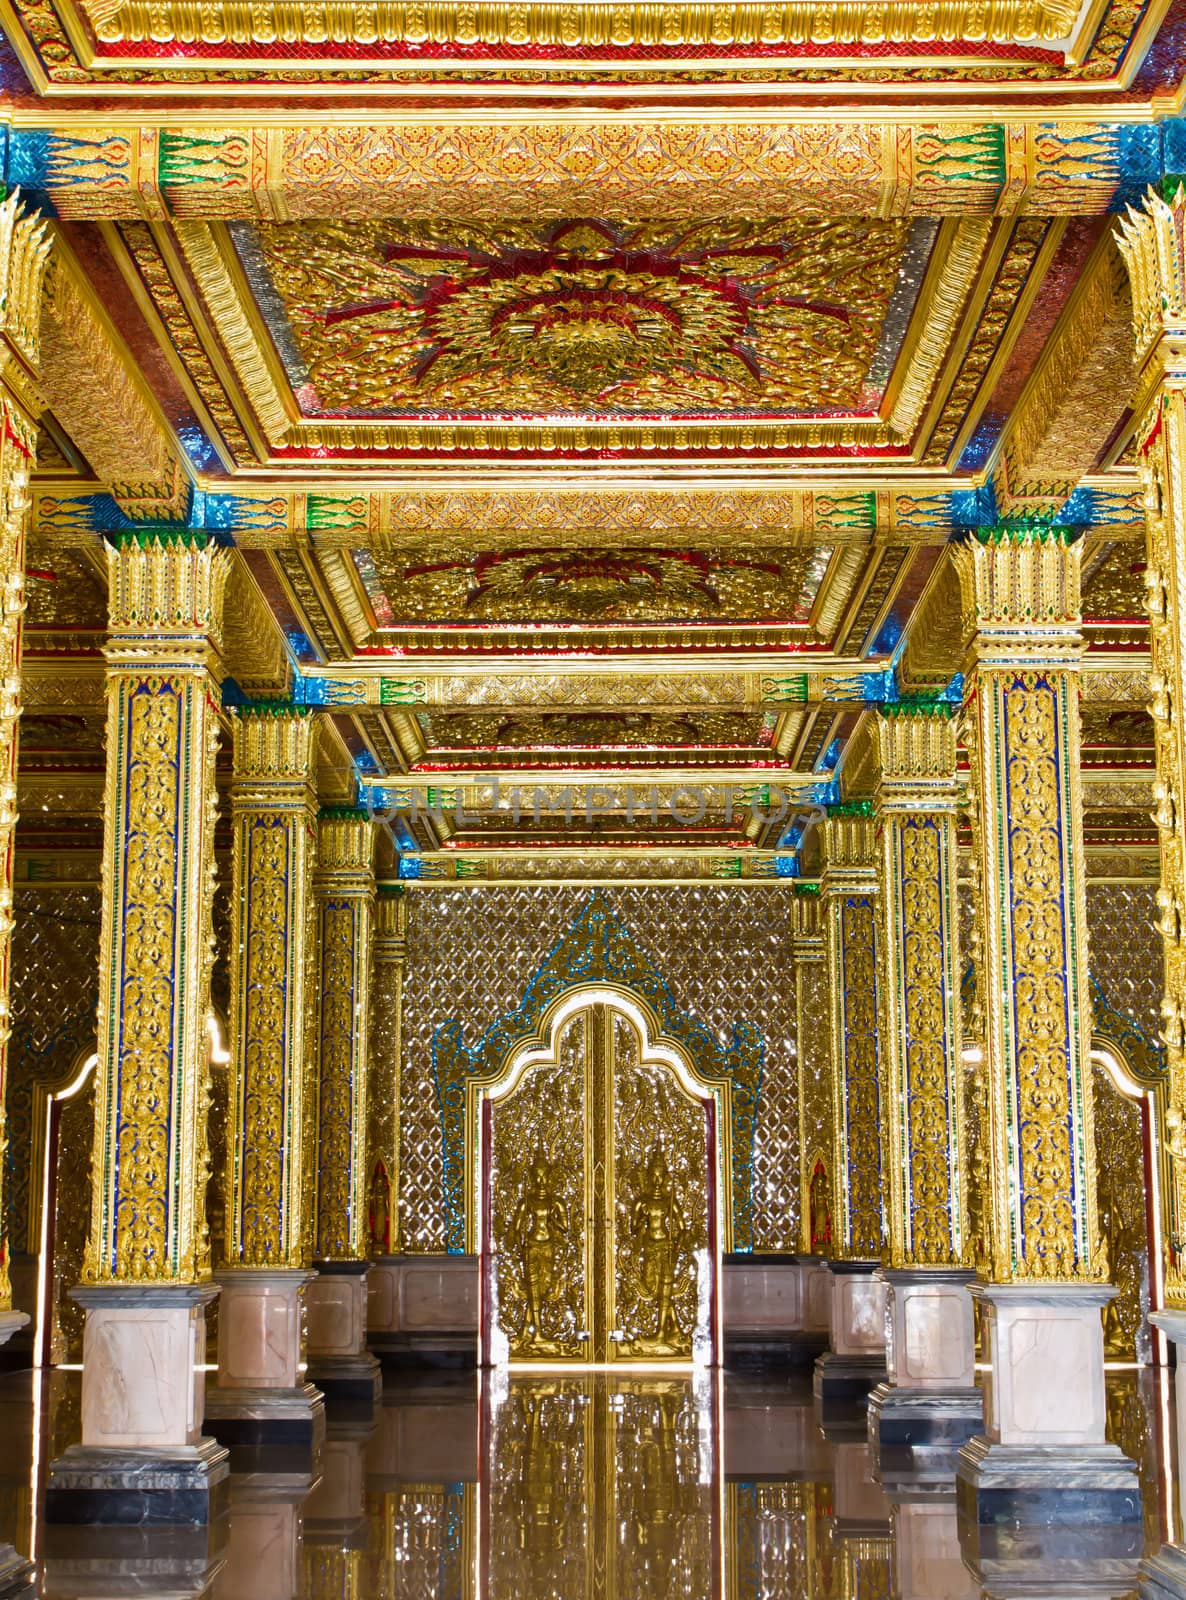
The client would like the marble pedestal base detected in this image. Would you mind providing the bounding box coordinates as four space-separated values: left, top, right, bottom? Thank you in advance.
868 1384 984 1487
45 1438 230 1527
0 1542 33 1599
813 1259 887 1426
307 1264 382 1416
868 1268 981 1483
0 1311 32 1595
46 1283 230 1526
205 1267 324 1470
955 1283 1140 1529
204 1383 325 1476
956 1436 1142 1529
1141 1544 1186 1600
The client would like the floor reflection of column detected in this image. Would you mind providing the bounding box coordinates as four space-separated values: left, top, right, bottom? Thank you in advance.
832 1441 894 1600
209 1477 312 1600
0 1331 32 1599
300 1421 373 1600
890 1493 976 1600
1140 1316 1186 1598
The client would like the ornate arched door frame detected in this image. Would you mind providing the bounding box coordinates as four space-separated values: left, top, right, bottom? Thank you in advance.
472 983 727 1368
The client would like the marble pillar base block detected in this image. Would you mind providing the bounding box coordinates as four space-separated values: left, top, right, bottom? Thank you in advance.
955 1436 1142 1529
881 1268 976 1390
45 1438 230 1527
0 1310 28 1352
961 1514 1141 1597
0 1544 33 1599
1141 1544 1186 1599
306 1351 382 1416
71 1284 218 1452
203 1381 325 1474
868 1383 983 1487
814 1352 888 1430
214 1269 313 1392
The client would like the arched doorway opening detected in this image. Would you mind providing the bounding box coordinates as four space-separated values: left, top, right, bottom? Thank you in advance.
473 987 723 1368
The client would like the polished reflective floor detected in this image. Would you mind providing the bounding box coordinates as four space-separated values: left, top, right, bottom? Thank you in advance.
0 1364 1174 1597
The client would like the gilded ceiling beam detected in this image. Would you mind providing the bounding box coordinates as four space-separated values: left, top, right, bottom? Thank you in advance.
38 252 190 524
996 237 1134 513
2 119 1179 222
28 483 1147 551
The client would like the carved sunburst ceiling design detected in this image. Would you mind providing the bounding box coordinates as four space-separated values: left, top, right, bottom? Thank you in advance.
239 216 925 420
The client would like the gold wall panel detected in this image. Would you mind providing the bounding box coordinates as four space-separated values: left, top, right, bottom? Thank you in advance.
489 1013 588 1361
488 1004 709 1365
400 886 794 1255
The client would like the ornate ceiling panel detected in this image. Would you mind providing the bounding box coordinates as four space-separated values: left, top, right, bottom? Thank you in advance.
240 217 922 421
351 543 833 630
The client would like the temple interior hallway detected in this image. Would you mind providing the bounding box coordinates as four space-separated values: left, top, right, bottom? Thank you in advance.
0 1365 1172 1599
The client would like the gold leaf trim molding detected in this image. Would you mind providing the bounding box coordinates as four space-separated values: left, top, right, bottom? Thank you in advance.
81 0 1081 49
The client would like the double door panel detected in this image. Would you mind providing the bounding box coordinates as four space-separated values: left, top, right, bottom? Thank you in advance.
486 1003 711 1364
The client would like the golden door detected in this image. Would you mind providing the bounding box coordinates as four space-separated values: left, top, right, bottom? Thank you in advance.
483 1002 715 1365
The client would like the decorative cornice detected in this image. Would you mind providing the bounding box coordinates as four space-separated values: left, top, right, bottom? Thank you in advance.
104 533 230 657
953 525 1084 666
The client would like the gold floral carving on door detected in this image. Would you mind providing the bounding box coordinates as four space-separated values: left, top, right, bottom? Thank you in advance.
483 997 715 1366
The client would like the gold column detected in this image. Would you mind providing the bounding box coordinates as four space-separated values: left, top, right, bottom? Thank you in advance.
1118 189 1186 1310
367 888 406 1256
868 707 980 1462
0 196 49 1332
47 532 232 1517
793 887 832 1255
821 809 884 1261
873 708 967 1271
954 528 1097 1286
305 809 381 1404
85 532 229 1288
953 527 1133 1520
207 707 323 1442
815 809 888 1406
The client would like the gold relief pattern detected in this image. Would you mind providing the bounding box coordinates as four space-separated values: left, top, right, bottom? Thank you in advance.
226 710 318 1269
999 242 1132 509
875 712 966 1268
793 896 831 1255
424 709 772 752
1085 883 1161 1045
955 529 1099 1283
0 194 51 1308
368 890 406 1255
85 536 227 1285
613 1014 706 1360
1116 193 1186 1302
5 887 100 1259
490 1014 587 1360
49 1077 95 1363
829 893 883 1258
400 887 792 1254
358 543 829 628
251 216 909 420
1093 1064 1148 1362
314 813 375 1262
39 261 188 524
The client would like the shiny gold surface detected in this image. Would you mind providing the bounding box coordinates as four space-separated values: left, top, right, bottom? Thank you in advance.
225 708 319 1269
875 710 968 1268
487 999 711 1365
84 535 228 1286
956 528 1102 1283
0 195 50 1312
